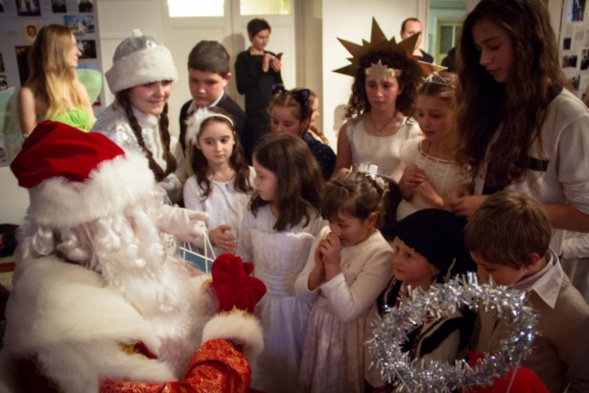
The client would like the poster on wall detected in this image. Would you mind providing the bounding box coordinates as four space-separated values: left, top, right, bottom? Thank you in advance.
560 0 589 99
0 0 102 166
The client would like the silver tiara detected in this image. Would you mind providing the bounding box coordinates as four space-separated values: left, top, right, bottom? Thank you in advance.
421 72 455 88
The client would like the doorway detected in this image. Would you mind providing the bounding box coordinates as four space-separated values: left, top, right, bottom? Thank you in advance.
159 0 297 126
427 0 468 65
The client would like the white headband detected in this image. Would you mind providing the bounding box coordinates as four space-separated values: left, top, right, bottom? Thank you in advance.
185 108 235 147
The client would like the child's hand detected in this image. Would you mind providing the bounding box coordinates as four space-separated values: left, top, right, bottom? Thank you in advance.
447 195 488 218
318 232 342 267
314 243 325 267
306 246 326 291
209 225 237 254
399 166 426 199
415 179 445 209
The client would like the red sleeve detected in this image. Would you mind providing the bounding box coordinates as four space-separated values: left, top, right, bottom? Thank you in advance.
100 339 251 393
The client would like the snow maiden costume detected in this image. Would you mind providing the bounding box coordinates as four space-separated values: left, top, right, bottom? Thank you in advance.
0 121 266 393
92 30 184 203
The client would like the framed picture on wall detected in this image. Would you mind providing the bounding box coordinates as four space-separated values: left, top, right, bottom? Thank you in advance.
52 0 66 13
77 40 96 59
77 0 93 13
16 0 41 16
64 14 95 36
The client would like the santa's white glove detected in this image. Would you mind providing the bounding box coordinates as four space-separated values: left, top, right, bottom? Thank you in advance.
158 204 208 243
158 174 182 192
158 174 183 204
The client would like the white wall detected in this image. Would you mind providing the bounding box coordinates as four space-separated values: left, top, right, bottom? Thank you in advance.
0 167 28 225
321 0 427 149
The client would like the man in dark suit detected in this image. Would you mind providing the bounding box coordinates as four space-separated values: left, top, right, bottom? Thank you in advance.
400 17 434 63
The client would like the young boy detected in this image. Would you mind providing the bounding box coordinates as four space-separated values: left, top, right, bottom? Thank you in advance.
179 40 250 161
465 191 589 393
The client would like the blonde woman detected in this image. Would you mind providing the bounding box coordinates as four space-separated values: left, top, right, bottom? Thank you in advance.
17 24 95 137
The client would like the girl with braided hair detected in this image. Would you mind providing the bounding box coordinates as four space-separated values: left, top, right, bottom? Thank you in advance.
92 30 182 202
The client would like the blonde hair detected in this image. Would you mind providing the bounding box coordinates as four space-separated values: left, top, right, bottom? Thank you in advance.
26 24 89 117
464 191 551 268
417 71 460 158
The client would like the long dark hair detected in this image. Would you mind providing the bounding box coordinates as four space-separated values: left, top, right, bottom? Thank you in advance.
190 108 252 200
345 50 423 119
116 89 177 182
250 134 323 231
455 0 567 187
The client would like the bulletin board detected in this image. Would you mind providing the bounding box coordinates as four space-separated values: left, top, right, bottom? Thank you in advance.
0 0 104 165
559 0 589 98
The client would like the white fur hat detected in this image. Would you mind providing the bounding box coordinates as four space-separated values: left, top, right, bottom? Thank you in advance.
105 29 178 94
10 121 155 228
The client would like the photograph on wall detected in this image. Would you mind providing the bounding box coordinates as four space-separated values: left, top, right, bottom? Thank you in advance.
52 0 66 13
22 21 39 43
77 0 93 13
0 53 4 73
569 74 581 90
563 53 579 68
564 37 572 50
572 0 586 22
0 0 4 12
15 45 31 84
77 39 96 59
582 49 589 69
15 0 41 16
64 14 94 36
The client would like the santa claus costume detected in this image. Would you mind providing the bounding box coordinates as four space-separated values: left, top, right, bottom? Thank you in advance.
0 120 266 393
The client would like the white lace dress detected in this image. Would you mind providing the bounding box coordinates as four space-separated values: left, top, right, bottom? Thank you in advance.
346 116 420 183
294 227 393 393
237 205 325 393
396 137 469 220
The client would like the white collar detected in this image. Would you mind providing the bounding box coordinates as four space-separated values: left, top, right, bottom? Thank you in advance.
187 91 225 115
131 106 159 128
512 249 563 309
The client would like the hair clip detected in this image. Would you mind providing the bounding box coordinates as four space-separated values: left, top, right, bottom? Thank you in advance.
421 72 455 88
272 83 286 95
291 88 310 108
352 163 386 189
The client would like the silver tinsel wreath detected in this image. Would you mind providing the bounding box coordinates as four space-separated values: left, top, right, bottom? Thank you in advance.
368 273 538 393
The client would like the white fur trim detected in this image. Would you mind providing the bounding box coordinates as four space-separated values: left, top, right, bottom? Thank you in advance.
185 108 235 148
27 150 155 227
202 312 264 361
106 45 178 94
4 258 181 393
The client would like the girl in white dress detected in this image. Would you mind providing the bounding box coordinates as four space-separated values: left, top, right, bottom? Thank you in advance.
295 171 393 393
183 107 254 256
237 133 325 393
332 20 437 182
396 72 469 220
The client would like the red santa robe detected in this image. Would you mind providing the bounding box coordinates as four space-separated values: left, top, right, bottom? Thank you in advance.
0 256 264 393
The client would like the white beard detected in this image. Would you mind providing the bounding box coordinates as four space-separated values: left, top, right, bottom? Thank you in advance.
92 206 215 378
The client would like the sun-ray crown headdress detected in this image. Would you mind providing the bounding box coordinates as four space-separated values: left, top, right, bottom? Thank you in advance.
333 18 445 79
